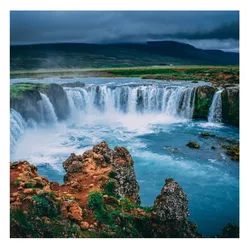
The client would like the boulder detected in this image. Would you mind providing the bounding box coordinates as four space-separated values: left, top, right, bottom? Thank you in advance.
219 223 239 238
186 142 200 149
61 200 83 224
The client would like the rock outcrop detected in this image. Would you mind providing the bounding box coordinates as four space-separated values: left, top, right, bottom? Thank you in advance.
10 89 42 122
63 141 140 204
221 87 239 127
10 83 70 122
10 142 237 238
151 178 202 238
193 86 216 120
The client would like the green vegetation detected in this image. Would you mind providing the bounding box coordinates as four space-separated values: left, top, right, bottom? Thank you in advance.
87 191 104 211
108 170 117 179
86 190 152 238
32 193 59 218
14 179 22 187
10 66 239 86
10 83 50 101
103 180 117 197
10 208 79 238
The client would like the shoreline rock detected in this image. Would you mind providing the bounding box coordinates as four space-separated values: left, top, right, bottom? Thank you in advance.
10 142 238 238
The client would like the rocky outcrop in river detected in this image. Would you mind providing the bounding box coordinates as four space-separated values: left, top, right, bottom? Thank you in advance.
193 86 216 120
10 141 238 238
221 87 239 126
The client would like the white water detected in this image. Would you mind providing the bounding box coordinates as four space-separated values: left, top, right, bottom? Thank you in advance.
64 85 196 119
10 109 27 152
38 93 58 124
208 89 223 123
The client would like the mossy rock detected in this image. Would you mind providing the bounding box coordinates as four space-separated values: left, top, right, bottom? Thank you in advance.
186 142 200 149
221 87 239 127
199 132 216 137
193 86 216 120
10 83 50 101
222 145 239 161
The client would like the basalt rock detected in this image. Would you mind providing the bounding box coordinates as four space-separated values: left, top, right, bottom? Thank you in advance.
151 178 202 238
10 89 42 122
186 141 200 149
219 223 239 238
112 146 141 204
193 86 216 120
221 87 239 127
10 83 70 122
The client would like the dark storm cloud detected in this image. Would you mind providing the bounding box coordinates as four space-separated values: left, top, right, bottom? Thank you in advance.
10 11 239 50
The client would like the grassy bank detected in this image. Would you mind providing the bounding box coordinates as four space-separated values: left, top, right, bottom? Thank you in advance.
10 65 239 85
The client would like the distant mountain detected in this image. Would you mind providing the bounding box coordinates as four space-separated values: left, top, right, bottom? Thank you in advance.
10 41 239 70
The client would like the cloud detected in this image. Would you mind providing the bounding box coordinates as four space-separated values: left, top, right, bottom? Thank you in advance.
10 11 239 51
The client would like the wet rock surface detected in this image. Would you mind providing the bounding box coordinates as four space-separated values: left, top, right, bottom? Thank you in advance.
186 141 200 149
193 86 216 120
221 87 239 127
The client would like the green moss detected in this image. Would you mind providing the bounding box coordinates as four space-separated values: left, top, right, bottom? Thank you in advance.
193 87 216 119
32 193 59 218
87 191 104 211
221 90 239 127
10 208 79 238
10 83 50 101
108 170 117 179
186 142 200 149
103 180 116 197
14 179 22 187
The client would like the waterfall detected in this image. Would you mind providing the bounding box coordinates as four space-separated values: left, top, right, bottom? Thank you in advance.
10 109 27 152
208 89 223 123
64 85 196 119
38 93 58 124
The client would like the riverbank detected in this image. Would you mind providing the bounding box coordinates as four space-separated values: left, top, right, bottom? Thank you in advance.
10 65 239 87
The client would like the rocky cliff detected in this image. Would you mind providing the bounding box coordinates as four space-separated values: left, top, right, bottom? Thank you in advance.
10 83 70 122
10 141 238 238
221 87 239 127
193 86 216 120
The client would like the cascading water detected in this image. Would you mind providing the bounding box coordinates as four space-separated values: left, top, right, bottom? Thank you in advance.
64 85 196 119
10 108 27 152
208 89 223 123
38 93 58 124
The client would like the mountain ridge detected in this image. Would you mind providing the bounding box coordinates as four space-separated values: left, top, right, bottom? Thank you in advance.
10 40 239 70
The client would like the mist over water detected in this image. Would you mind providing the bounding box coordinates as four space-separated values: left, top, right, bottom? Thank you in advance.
10 78 239 237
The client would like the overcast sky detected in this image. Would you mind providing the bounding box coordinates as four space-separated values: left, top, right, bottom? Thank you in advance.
10 11 239 52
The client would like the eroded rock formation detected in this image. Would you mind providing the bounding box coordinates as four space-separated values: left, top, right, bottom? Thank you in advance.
10 142 238 238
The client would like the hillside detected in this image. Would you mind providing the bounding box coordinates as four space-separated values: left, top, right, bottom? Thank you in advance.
10 41 239 70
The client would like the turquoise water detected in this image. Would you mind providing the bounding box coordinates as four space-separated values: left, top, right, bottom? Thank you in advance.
11 115 239 237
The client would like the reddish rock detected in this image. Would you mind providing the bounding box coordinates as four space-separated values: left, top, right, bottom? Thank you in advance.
80 221 90 230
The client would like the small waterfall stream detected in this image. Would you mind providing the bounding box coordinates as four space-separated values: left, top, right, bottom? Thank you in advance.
10 108 27 152
39 93 58 124
208 89 223 123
